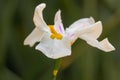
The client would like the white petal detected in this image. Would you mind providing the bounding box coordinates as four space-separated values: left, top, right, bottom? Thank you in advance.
33 3 48 30
66 19 102 44
54 10 65 34
66 17 96 41
79 34 115 52
35 34 71 59
66 17 101 38
79 21 102 39
24 27 44 47
67 17 95 30
99 38 115 52
89 17 95 23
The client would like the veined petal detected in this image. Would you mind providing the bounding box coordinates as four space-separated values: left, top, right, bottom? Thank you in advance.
66 18 102 43
24 3 49 47
68 17 95 29
35 34 71 59
99 38 115 52
77 21 115 52
24 27 45 47
66 17 102 39
33 3 48 30
66 17 95 41
80 35 115 52
54 10 65 34
79 21 102 39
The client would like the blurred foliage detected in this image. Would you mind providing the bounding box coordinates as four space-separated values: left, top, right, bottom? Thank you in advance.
0 0 120 80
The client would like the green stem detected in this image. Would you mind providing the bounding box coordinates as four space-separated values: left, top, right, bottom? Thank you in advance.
53 58 62 80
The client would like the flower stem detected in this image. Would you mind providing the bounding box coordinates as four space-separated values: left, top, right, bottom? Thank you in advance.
53 58 62 80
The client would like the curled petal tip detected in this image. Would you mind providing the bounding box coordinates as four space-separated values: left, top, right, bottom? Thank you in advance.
101 38 115 52
110 47 116 52
58 9 61 13
23 40 33 47
23 40 28 45
36 3 46 9
55 10 61 18
39 3 46 7
95 21 102 27
90 17 95 23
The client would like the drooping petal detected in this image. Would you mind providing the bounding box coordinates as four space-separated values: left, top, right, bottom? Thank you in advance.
80 35 115 52
54 10 65 34
35 34 71 59
33 3 48 31
24 27 44 47
78 22 115 52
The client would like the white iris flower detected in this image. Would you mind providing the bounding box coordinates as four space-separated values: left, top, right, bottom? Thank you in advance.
24 3 115 59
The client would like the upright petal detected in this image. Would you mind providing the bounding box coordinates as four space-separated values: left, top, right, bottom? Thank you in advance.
24 3 49 47
54 10 65 34
35 34 71 59
33 3 48 30
24 27 44 47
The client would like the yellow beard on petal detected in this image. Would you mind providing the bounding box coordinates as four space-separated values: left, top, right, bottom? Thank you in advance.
48 25 63 40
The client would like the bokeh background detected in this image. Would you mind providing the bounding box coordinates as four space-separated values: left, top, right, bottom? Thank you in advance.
0 0 120 80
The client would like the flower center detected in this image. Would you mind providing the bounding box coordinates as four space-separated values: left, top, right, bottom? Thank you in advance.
48 25 63 40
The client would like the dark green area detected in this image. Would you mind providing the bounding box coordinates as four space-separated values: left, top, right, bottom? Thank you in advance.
0 0 120 80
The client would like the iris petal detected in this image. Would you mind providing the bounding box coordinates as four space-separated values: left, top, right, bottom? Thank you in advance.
35 34 71 59
33 3 48 31
54 10 65 34
66 18 101 42
24 3 49 47
82 36 115 52
24 3 115 59
24 27 44 47
78 21 115 52
66 17 115 52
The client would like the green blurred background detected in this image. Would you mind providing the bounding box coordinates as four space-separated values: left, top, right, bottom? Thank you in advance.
0 0 120 80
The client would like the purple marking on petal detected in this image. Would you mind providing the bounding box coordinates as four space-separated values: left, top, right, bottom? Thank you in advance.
70 33 74 38
59 24 63 33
